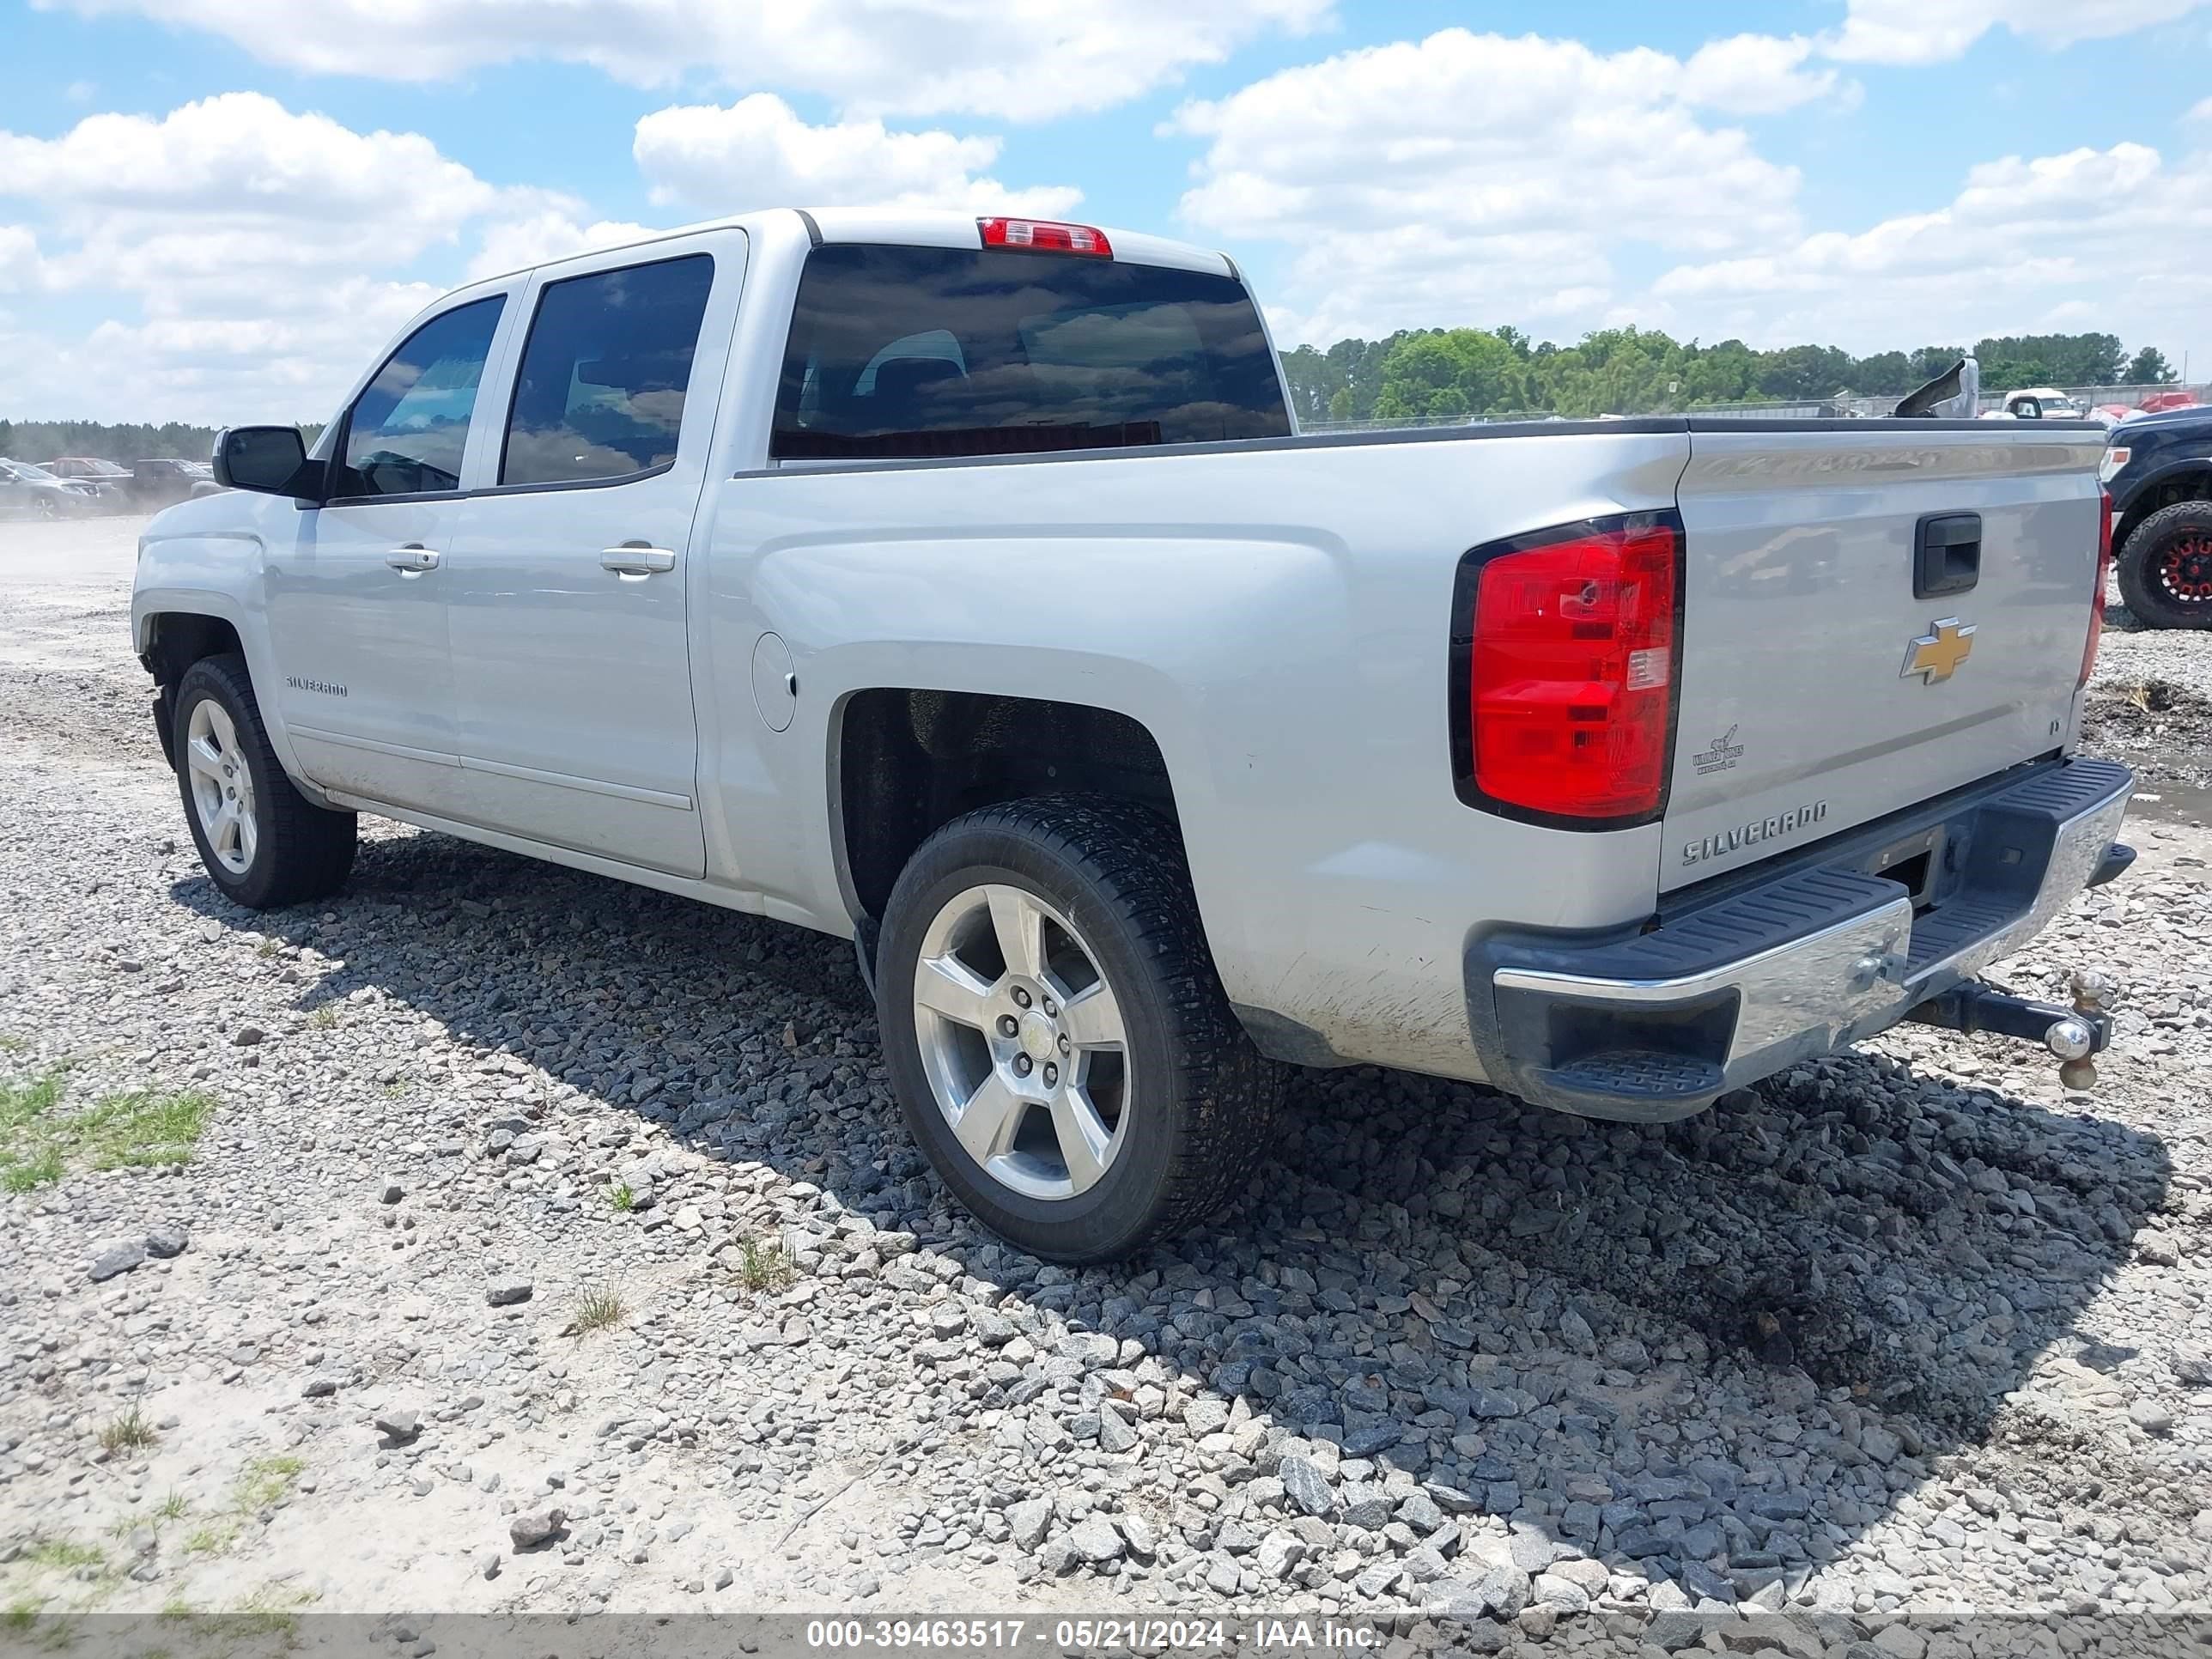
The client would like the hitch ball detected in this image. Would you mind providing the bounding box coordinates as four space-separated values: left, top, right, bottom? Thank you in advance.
2048 1018 2097 1090
2055 969 2117 1091
2045 1017 2094 1062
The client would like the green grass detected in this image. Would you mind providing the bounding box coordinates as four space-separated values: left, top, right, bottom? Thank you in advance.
158 1587 316 1648
735 1236 793 1294
570 1285 627 1335
309 1006 337 1030
3 1598 43 1633
0 1035 27 1054
98 1407 156 1456
606 1180 635 1212
181 1524 234 1556
232 1455 304 1514
174 1455 307 1560
155 1490 189 1522
4 1148 64 1194
0 1071 213 1192
25 1540 105 1572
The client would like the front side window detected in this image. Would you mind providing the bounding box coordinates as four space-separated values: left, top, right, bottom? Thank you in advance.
771 245 1290 461
334 295 505 499
501 254 715 488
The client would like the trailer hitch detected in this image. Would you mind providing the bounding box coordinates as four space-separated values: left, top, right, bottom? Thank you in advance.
1905 970 2117 1091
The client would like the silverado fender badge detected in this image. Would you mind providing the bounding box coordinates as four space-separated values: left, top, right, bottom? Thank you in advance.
1682 799 1829 866
1902 617 1975 684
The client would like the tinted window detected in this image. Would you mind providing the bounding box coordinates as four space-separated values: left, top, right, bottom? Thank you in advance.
772 245 1290 460
501 254 715 487
336 296 504 498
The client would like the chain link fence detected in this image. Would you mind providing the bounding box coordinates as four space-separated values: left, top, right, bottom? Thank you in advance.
1298 385 2206 433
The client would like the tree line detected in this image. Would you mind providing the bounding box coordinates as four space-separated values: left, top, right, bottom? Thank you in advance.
2 327 2185 452
1281 330 2183 425
0 418 334 465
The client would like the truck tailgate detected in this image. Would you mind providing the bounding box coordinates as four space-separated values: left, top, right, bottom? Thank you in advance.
1662 424 2106 890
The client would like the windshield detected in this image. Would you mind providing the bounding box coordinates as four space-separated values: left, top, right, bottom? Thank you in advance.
2043 396 2082 414
7 461 59 481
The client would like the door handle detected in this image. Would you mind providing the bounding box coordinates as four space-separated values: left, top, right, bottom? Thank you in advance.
385 545 441 572
600 544 678 575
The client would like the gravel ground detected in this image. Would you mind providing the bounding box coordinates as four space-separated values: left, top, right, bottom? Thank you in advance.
3 515 2211 1656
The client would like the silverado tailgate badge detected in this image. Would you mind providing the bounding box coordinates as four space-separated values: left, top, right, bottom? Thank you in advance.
1902 617 1975 684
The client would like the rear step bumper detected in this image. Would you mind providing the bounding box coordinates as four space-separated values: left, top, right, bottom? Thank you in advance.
1468 757 2134 1121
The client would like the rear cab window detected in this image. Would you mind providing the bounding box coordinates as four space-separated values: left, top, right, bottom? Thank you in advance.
501 253 716 488
772 244 1290 461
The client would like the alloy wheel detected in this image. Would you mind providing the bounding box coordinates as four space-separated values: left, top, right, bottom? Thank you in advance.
184 698 258 876
909 883 1129 1201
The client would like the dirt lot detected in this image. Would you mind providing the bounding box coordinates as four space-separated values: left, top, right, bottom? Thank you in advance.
2 514 2209 1656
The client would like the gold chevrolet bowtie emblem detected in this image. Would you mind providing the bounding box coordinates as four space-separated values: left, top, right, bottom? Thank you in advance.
1902 617 1976 684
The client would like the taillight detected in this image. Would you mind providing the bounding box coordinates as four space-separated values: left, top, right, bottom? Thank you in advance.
977 216 1112 258
2099 445 2130 485
1451 513 1683 825
2081 490 2112 688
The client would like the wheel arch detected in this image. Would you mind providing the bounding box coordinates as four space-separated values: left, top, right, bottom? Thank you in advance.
829 687 1180 945
132 589 328 800
2115 459 2212 555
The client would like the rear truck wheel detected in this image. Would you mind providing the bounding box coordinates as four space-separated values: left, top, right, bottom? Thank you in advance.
2116 501 2212 629
875 794 1280 1264
172 653 358 909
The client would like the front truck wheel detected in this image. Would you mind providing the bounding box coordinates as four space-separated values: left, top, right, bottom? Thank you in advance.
172 653 358 908
2117 501 2212 629
876 795 1280 1263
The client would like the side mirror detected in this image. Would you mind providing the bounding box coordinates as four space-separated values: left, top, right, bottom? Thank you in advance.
213 426 322 501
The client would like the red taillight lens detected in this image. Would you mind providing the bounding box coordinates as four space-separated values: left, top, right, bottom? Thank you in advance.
977 216 1113 258
1466 518 1681 822
2081 490 2112 689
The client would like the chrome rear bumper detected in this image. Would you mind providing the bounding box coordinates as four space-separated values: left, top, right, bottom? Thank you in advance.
1469 757 2134 1120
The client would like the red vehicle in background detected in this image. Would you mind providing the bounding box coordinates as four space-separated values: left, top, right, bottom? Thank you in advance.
2136 390 2199 416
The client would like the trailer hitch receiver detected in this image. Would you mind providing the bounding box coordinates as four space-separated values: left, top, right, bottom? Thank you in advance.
1905 969 2117 1091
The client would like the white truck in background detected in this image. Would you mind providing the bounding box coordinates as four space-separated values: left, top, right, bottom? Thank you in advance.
133 209 2132 1261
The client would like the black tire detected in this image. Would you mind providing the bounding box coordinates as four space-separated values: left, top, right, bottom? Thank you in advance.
876 795 1279 1263
2116 501 2212 630
172 653 358 908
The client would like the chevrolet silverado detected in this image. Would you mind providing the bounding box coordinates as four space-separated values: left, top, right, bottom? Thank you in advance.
132 208 2134 1261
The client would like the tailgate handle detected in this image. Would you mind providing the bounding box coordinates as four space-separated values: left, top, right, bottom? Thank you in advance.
1914 513 1981 599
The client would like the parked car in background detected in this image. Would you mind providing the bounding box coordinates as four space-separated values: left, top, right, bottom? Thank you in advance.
1988 388 2118 428
0 457 100 518
40 456 135 511
129 458 221 508
2136 391 2200 416
2101 403 2212 628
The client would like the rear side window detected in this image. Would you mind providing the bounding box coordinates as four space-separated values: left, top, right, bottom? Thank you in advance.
771 245 1290 461
501 254 716 487
335 295 505 498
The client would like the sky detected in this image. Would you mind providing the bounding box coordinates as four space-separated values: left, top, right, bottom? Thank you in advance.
3 0 2211 425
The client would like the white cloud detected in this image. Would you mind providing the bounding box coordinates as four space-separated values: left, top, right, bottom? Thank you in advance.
0 93 514 273
0 94 555 421
1825 0 2212 64
1652 141 2212 353
464 212 661 283
634 94 1081 217
34 0 1332 120
1678 35 1847 115
0 225 45 292
1169 29 1806 344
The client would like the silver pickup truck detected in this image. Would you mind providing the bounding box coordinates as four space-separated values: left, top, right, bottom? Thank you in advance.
132 208 2134 1261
